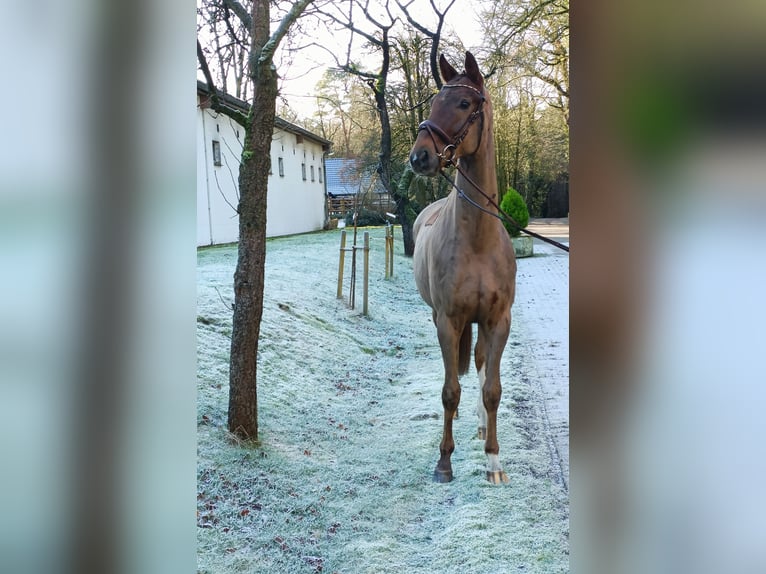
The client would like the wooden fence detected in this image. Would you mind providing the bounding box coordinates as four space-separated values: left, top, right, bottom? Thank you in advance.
328 194 397 219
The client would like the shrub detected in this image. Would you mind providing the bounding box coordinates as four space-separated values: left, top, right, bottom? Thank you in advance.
499 188 530 237
344 208 387 227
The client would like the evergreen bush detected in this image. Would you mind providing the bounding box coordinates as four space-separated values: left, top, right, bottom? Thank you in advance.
499 188 530 237
344 208 387 227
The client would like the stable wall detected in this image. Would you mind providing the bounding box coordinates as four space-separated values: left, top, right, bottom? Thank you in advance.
197 105 327 246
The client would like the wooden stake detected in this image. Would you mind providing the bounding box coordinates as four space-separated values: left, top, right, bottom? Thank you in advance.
363 231 369 316
385 226 390 279
337 230 346 299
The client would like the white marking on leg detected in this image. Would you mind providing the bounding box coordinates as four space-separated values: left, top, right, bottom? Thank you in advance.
486 454 503 473
477 365 488 430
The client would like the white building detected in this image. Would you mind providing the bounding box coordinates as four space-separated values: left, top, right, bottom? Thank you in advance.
197 82 332 246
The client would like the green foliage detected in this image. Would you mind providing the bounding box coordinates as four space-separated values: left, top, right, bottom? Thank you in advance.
344 208 387 227
500 188 530 237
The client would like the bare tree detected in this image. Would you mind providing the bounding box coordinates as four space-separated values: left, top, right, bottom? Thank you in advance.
198 0 253 100
198 0 315 440
396 0 456 89
316 0 456 255
316 0 417 249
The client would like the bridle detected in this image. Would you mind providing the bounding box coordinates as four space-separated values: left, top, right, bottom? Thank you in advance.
417 82 570 253
417 82 486 166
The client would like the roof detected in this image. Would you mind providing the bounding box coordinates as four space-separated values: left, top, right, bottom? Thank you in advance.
197 81 332 151
325 158 387 197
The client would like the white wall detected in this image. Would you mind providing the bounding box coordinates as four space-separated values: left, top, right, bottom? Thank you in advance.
197 107 213 245
266 129 326 237
197 103 327 246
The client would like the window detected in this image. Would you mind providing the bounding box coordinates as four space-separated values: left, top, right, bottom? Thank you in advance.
212 140 221 166
301 163 307 181
296 134 304 145
278 157 284 177
318 167 323 183
310 165 315 182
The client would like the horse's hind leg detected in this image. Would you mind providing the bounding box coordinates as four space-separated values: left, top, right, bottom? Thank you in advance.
480 315 511 484
474 332 488 440
433 314 463 483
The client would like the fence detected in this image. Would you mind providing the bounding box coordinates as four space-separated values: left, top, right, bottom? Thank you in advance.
328 194 397 219
337 229 369 316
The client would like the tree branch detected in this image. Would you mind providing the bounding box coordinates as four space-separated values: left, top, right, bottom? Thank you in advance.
221 0 252 31
395 0 456 88
220 3 250 51
197 39 249 126
260 0 316 65
319 5 382 46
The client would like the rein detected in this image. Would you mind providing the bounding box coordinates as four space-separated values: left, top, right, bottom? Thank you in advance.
418 80 570 253
440 168 570 253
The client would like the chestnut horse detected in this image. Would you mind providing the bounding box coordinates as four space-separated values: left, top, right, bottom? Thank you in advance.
410 52 516 484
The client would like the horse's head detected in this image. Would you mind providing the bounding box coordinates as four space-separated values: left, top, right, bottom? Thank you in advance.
409 51 488 177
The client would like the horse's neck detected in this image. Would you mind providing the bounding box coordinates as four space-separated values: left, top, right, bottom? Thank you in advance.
453 134 500 243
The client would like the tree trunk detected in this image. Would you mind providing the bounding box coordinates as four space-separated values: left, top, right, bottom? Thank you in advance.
225 0 314 440
394 166 416 256
228 77 276 439
227 0 277 441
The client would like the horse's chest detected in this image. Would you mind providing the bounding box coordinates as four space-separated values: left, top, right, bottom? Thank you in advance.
433 251 515 315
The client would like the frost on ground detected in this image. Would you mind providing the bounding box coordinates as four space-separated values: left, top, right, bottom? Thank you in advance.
197 226 569 574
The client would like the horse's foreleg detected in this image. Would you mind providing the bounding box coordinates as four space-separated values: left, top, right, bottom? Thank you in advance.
434 315 462 483
481 315 511 484
474 332 488 440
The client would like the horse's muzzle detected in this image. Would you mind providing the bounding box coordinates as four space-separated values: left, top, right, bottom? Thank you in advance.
410 146 439 177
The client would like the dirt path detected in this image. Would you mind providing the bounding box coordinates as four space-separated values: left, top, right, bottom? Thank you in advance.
197 226 569 573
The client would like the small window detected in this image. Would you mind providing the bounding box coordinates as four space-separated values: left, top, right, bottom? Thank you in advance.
301 163 307 181
278 157 284 177
318 167 323 183
310 165 315 182
296 134 304 145
212 140 221 166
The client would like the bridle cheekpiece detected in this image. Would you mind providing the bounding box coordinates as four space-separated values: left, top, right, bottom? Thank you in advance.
417 82 486 166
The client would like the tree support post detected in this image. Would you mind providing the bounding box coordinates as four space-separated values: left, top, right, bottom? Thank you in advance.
337 229 347 299
363 231 370 316
385 224 394 279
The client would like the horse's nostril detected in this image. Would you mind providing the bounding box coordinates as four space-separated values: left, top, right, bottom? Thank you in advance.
411 148 429 170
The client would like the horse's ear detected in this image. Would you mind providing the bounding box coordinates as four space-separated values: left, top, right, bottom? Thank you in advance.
439 54 458 83
464 51 484 89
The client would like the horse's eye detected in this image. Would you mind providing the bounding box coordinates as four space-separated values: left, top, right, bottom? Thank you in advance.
459 99 470 109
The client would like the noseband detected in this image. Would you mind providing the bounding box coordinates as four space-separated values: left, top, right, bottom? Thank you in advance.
418 83 486 165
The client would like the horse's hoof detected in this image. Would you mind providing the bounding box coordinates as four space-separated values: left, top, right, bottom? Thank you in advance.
486 470 509 484
433 468 454 483
477 427 487 440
